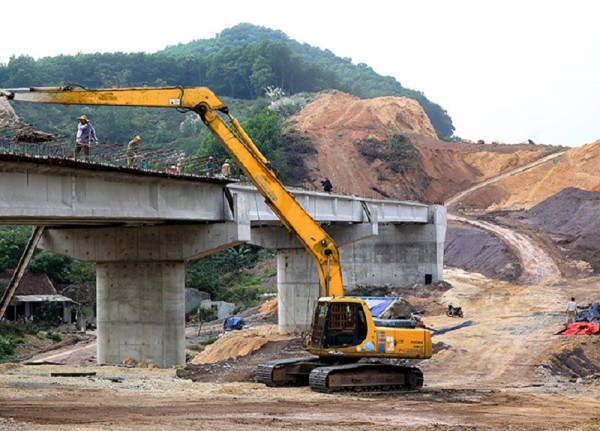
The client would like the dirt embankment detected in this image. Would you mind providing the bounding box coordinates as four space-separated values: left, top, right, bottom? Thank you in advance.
290 91 600 285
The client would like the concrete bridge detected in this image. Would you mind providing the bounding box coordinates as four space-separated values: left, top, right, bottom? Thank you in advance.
0 153 446 367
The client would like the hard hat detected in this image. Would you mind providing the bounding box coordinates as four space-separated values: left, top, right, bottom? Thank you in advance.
79 115 88 121
135 135 141 140
208 156 214 159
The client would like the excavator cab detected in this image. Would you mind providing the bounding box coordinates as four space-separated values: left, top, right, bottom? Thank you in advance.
309 299 369 350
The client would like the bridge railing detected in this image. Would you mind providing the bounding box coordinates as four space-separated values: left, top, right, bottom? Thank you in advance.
0 130 228 177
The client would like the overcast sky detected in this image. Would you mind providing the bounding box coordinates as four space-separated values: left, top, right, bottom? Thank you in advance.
1 0 598 147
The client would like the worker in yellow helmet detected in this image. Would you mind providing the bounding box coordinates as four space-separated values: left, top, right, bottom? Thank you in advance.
74 114 97 161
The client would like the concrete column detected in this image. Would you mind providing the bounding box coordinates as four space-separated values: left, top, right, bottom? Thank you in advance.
252 223 377 332
276 248 320 333
96 261 185 367
432 205 448 282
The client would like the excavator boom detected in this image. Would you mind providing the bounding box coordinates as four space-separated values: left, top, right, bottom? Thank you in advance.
7 86 228 112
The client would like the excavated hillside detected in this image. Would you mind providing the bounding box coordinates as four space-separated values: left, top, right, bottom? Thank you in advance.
289 90 600 280
290 90 561 203
462 140 600 211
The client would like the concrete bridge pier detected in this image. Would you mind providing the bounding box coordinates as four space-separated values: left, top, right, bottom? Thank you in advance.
251 220 378 333
276 248 320 333
341 206 447 287
39 201 250 368
95 260 185 367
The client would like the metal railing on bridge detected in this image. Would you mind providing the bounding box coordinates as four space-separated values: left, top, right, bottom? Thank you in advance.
0 127 230 178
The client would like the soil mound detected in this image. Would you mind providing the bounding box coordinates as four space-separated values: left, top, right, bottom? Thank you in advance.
539 337 600 379
189 325 293 365
525 187 600 273
444 222 522 281
178 329 307 383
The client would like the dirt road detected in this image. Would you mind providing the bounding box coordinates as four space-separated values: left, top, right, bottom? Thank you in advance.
444 150 567 209
448 214 561 284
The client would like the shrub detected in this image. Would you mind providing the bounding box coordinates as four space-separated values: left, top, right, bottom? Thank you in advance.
0 320 37 338
46 331 62 342
355 134 419 173
227 278 275 308
200 335 217 346
0 334 26 359
194 307 217 323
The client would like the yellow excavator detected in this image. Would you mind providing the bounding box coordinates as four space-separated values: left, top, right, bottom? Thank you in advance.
1 85 432 392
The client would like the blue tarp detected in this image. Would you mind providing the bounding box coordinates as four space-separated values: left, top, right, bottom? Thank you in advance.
362 297 397 318
223 316 245 331
576 302 600 322
431 320 474 336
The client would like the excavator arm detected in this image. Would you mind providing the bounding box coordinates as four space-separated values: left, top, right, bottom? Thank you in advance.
3 85 343 298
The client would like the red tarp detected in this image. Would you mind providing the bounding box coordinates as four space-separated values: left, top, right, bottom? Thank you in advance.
556 322 600 335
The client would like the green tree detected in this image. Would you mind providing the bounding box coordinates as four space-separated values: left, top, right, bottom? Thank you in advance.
250 55 275 97
0 226 30 272
29 251 72 285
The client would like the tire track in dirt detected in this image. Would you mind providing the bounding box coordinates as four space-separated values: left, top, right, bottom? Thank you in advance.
424 269 567 388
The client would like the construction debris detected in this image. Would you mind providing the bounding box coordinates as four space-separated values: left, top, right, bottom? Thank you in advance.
14 128 59 143
0 95 24 131
555 303 600 335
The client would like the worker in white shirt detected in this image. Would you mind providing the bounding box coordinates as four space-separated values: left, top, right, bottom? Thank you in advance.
565 297 577 325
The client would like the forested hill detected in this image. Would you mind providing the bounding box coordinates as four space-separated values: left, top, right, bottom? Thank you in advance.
162 23 454 137
0 23 454 138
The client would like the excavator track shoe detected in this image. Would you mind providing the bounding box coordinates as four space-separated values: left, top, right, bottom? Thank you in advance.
309 363 424 393
256 356 321 387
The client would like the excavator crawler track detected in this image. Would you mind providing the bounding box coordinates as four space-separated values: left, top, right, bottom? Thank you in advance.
256 356 322 387
308 363 424 393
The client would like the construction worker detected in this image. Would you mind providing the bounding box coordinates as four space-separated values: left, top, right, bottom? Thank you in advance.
127 135 142 168
74 115 97 161
221 159 231 178
205 156 215 176
565 297 577 325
